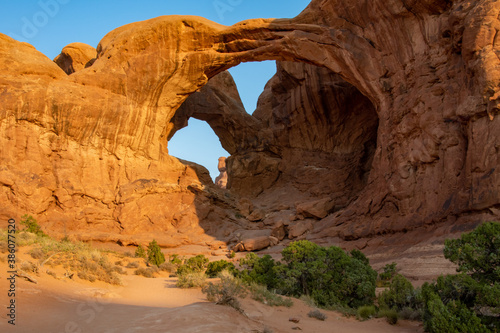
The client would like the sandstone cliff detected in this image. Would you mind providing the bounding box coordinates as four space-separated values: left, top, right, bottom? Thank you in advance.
1 0 499 254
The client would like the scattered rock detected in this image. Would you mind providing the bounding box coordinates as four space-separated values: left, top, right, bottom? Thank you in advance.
271 222 287 241
233 243 245 252
263 210 296 227
288 220 314 239
242 236 271 251
237 199 254 217
296 198 335 219
247 208 265 222
269 236 279 246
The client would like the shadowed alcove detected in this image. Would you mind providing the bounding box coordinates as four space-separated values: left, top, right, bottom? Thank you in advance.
170 60 379 215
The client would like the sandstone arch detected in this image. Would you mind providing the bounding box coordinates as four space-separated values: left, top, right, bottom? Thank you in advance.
1 0 500 254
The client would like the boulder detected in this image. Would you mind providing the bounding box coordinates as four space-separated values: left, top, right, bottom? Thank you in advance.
288 221 314 239
242 236 271 251
296 198 335 219
271 222 287 241
247 208 265 222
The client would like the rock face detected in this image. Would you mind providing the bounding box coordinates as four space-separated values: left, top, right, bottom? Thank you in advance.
53 42 96 75
214 157 228 189
1 0 500 253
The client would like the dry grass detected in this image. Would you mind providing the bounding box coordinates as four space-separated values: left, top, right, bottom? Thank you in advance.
126 261 140 269
308 309 328 321
159 262 178 273
176 271 207 288
134 266 159 278
0 229 124 285
248 283 293 307
20 261 39 274
202 271 246 311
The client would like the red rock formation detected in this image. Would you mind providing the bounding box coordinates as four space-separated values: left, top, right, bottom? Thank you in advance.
214 157 228 189
1 0 499 255
53 42 96 75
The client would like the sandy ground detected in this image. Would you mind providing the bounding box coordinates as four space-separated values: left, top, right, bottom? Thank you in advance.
0 258 424 333
0 240 427 333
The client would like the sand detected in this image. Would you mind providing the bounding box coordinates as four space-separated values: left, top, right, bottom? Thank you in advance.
0 248 424 333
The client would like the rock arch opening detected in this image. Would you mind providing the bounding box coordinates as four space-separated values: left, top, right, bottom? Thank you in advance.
167 118 229 181
171 59 379 215
168 61 279 183
228 60 277 114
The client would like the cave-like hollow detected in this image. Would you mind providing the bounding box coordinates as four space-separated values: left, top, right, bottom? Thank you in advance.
169 60 379 213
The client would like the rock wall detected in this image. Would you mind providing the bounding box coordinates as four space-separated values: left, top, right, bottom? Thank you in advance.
1 0 500 249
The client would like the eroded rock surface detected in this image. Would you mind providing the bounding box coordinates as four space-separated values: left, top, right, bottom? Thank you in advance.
1 0 500 257
214 157 228 189
53 42 96 75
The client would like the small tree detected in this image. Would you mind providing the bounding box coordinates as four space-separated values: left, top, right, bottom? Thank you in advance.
135 245 146 258
239 253 278 288
20 214 46 237
444 221 499 284
419 221 500 332
378 274 416 310
147 240 165 267
275 240 377 308
379 262 398 282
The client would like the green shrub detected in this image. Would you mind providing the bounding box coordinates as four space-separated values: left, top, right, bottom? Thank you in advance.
239 253 278 288
169 254 183 266
357 305 376 320
424 291 490 333
135 245 146 259
378 262 397 284
186 254 209 271
176 254 209 275
276 240 377 308
398 307 422 321
419 222 500 332
378 274 416 311
443 221 499 284
308 309 327 321
147 240 165 267
20 215 46 237
206 260 236 278
176 271 207 288
378 308 398 325
202 272 246 312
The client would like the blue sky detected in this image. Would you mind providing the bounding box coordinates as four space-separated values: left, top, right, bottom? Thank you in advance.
0 0 310 179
